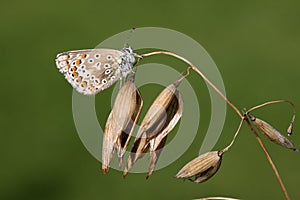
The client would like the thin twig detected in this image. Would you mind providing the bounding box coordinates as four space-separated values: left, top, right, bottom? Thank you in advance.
221 117 245 154
140 51 291 200
141 51 242 118
243 116 290 200
246 99 296 115
246 99 296 136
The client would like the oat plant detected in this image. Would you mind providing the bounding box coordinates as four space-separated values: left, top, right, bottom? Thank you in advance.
56 44 297 200
137 51 297 200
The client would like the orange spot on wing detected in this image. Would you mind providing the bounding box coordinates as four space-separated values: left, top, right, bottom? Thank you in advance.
82 81 87 88
80 54 86 59
73 72 78 78
75 59 81 65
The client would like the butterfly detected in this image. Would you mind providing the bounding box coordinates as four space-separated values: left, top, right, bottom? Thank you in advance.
55 46 136 95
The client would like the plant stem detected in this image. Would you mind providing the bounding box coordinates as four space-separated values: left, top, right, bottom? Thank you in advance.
141 51 242 117
243 116 290 200
140 51 291 200
221 118 244 154
246 99 296 136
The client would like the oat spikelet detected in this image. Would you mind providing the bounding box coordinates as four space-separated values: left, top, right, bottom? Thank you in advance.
249 114 297 151
175 151 223 183
245 100 296 136
124 78 184 178
102 76 143 174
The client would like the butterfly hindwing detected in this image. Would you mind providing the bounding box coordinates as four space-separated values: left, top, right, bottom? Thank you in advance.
56 49 124 95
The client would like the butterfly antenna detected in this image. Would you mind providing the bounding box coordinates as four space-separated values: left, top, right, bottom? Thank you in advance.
124 27 136 48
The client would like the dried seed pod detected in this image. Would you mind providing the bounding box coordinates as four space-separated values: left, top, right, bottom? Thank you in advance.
249 114 297 151
245 99 296 136
124 78 184 178
102 76 143 174
175 151 223 183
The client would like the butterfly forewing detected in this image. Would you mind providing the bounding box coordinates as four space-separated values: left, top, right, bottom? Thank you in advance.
56 49 125 95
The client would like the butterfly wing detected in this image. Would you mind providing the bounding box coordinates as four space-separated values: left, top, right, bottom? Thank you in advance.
56 49 124 95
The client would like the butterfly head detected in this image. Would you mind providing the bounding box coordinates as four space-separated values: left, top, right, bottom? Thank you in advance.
122 46 135 64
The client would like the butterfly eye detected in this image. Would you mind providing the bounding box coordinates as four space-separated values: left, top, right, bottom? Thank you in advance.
123 47 132 54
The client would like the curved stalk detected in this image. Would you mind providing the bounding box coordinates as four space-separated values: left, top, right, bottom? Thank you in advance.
221 117 245 154
246 100 296 136
140 51 291 200
246 99 295 114
141 51 242 118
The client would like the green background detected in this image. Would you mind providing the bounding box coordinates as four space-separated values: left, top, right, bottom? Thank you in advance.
1 0 300 199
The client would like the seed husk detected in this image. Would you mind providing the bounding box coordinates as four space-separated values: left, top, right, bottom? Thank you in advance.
124 78 184 178
102 76 143 174
245 100 296 136
175 151 223 183
249 114 297 151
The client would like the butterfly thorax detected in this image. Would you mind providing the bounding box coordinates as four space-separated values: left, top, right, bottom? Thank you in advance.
120 46 135 77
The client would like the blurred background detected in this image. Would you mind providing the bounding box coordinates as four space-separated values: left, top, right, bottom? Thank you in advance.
1 0 300 199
